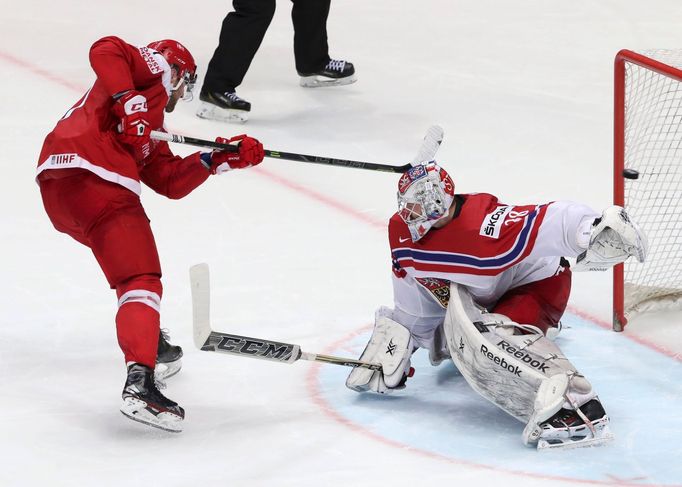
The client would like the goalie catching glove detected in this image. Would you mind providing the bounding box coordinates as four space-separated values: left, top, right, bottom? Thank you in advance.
346 307 415 394
200 134 265 174
573 205 647 271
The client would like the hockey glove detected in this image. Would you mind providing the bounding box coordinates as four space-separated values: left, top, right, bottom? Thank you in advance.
112 90 151 147
346 307 415 394
207 135 265 174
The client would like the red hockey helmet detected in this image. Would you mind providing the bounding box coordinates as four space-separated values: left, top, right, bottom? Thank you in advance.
397 162 455 241
148 39 197 100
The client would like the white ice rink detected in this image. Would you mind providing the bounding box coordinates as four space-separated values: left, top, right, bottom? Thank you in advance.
2 1 682 486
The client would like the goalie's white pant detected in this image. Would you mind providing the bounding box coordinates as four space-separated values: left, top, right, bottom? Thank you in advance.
442 283 602 447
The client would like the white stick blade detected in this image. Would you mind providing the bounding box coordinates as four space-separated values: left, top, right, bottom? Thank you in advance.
412 125 444 166
189 263 212 349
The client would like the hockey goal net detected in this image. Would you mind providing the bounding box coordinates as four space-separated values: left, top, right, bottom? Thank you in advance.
613 49 682 331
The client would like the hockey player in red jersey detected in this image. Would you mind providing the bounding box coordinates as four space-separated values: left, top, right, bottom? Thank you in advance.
347 161 648 449
36 36 265 433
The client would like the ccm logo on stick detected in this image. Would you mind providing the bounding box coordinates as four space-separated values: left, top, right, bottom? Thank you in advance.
217 336 292 359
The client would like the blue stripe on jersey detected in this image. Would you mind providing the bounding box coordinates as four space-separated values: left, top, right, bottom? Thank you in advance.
393 207 540 269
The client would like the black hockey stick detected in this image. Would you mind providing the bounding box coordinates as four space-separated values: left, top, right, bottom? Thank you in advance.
151 126 443 173
189 263 381 371
152 130 409 173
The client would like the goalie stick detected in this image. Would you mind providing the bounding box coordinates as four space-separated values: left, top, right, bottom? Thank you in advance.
190 263 381 371
150 125 444 174
411 124 444 166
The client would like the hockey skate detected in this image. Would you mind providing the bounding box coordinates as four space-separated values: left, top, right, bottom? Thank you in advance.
120 363 185 433
534 398 613 450
196 88 250 123
299 59 357 87
574 206 648 271
155 329 183 381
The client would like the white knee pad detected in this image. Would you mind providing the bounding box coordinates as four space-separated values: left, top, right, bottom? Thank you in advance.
574 206 648 271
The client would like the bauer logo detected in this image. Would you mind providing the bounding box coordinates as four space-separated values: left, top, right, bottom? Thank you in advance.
496 340 550 373
479 206 511 239
480 344 521 376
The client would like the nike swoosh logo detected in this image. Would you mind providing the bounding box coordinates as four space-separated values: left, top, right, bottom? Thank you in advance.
399 237 410 243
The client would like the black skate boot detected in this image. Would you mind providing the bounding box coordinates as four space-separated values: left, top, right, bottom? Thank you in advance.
535 398 613 449
155 329 183 381
196 88 251 122
299 59 357 87
120 363 184 433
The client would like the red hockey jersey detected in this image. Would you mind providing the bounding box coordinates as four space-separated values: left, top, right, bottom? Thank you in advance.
36 36 208 198
389 193 551 279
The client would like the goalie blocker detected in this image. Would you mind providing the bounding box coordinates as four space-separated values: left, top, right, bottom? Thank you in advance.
444 283 613 450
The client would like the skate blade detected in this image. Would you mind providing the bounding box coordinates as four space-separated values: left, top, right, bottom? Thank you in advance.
196 102 248 123
299 74 357 88
154 359 182 381
537 426 614 451
120 398 183 433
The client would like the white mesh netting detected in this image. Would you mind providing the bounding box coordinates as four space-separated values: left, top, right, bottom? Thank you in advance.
623 50 682 318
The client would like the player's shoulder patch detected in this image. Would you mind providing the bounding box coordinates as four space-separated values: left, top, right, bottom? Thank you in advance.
138 46 165 75
479 205 512 239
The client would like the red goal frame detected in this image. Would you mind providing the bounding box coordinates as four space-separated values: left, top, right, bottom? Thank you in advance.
613 49 682 331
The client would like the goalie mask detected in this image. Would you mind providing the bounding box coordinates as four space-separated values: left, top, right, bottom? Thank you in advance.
397 162 455 241
148 40 197 101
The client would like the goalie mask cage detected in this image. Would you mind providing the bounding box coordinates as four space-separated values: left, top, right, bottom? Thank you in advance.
614 49 682 331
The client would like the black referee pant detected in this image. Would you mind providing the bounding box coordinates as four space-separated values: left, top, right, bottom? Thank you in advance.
202 0 332 92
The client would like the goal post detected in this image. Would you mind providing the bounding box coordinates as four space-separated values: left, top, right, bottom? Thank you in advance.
613 49 682 331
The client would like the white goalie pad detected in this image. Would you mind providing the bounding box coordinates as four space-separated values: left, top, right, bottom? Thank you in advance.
346 307 414 394
442 283 607 449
